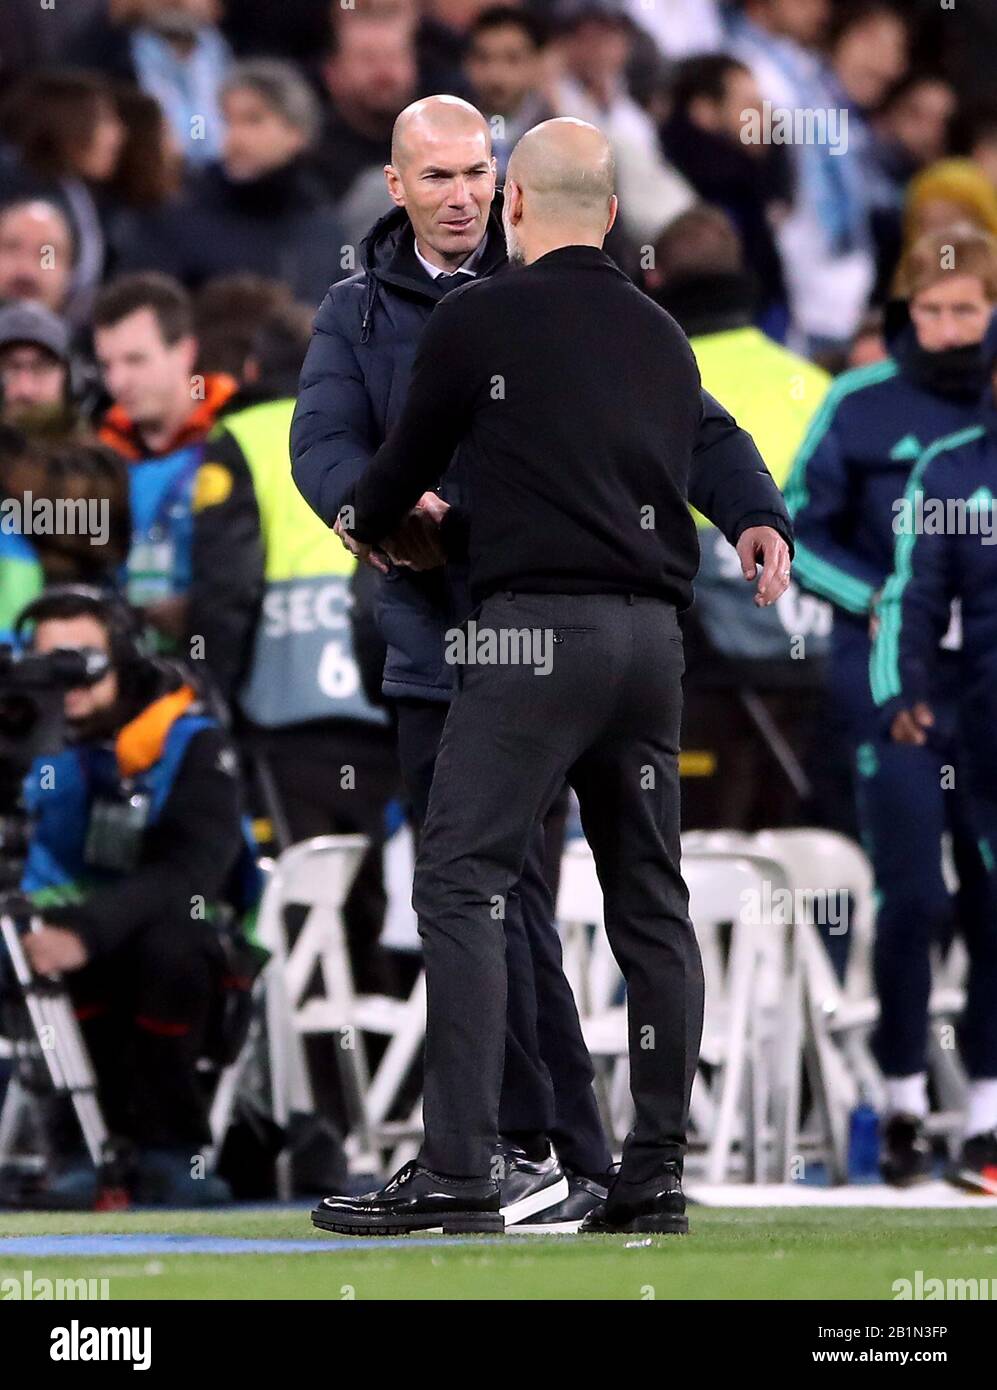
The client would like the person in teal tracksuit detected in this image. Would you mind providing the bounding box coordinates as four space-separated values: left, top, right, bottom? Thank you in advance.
786 224 997 1185
871 375 997 1194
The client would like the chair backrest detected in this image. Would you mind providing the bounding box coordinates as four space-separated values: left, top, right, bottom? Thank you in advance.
556 840 790 1020
750 828 875 1000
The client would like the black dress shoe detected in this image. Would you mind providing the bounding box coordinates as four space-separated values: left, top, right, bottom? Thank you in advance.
312 1161 504 1236
880 1113 933 1187
579 1161 688 1235
499 1145 569 1226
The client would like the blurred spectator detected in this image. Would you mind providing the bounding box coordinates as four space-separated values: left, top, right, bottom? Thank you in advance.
0 72 126 320
873 73 955 180
115 60 348 307
75 0 233 167
865 73 957 302
0 302 84 440
465 7 553 179
193 274 295 380
727 0 832 93
661 53 790 337
418 0 495 93
93 272 236 644
900 159 997 268
0 200 76 318
315 11 419 204
0 419 129 635
729 0 877 355
552 2 694 244
827 1 909 114
621 0 725 61
108 86 184 212
645 205 831 828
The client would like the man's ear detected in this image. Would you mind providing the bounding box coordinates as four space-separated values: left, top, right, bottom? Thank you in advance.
385 164 406 209
605 194 618 236
507 179 524 224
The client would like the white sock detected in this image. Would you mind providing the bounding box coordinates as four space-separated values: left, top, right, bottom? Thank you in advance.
884 1073 928 1119
964 1079 997 1138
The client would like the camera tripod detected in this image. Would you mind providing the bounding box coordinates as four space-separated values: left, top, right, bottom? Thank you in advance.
0 896 130 1207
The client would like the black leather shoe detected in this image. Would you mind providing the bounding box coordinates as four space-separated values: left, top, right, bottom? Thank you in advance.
579 1161 688 1235
498 1145 569 1226
880 1113 933 1187
312 1161 504 1236
510 1173 609 1232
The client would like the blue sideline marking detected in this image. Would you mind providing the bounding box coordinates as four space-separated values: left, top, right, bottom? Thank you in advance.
0 1234 494 1257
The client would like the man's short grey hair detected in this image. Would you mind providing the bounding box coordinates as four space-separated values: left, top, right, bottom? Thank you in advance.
221 60 322 146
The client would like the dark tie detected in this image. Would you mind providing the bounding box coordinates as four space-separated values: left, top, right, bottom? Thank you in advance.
435 271 473 295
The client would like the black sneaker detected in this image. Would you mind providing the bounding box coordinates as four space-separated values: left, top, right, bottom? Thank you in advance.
498 1144 569 1226
880 1113 933 1187
945 1129 997 1195
312 1161 504 1236
509 1173 608 1233
579 1161 688 1235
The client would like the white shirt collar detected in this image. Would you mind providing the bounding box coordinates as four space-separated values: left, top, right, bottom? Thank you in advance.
413 233 488 282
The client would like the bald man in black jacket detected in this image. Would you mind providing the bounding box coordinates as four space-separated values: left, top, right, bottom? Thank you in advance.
313 117 793 1238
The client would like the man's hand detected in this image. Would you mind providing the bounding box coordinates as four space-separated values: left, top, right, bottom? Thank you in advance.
891 702 935 746
333 514 388 574
383 493 451 570
736 526 792 607
23 925 88 977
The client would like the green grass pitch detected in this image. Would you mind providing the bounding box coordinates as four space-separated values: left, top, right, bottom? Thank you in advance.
3 1206 997 1299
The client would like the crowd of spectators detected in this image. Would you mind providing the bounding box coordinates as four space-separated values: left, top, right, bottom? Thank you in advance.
2 0 997 911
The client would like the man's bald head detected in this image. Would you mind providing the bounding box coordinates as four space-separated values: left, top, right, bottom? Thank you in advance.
385 95 496 270
391 94 491 169
502 118 617 264
507 118 615 230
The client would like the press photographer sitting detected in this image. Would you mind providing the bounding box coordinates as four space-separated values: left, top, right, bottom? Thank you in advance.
11 586 255 1207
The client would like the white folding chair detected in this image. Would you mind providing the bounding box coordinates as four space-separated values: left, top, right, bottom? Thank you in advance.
755 827 968 1144
556 840 810 1182
254 835 426 1175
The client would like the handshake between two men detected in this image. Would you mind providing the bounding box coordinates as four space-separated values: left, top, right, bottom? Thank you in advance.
336 498 792 609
